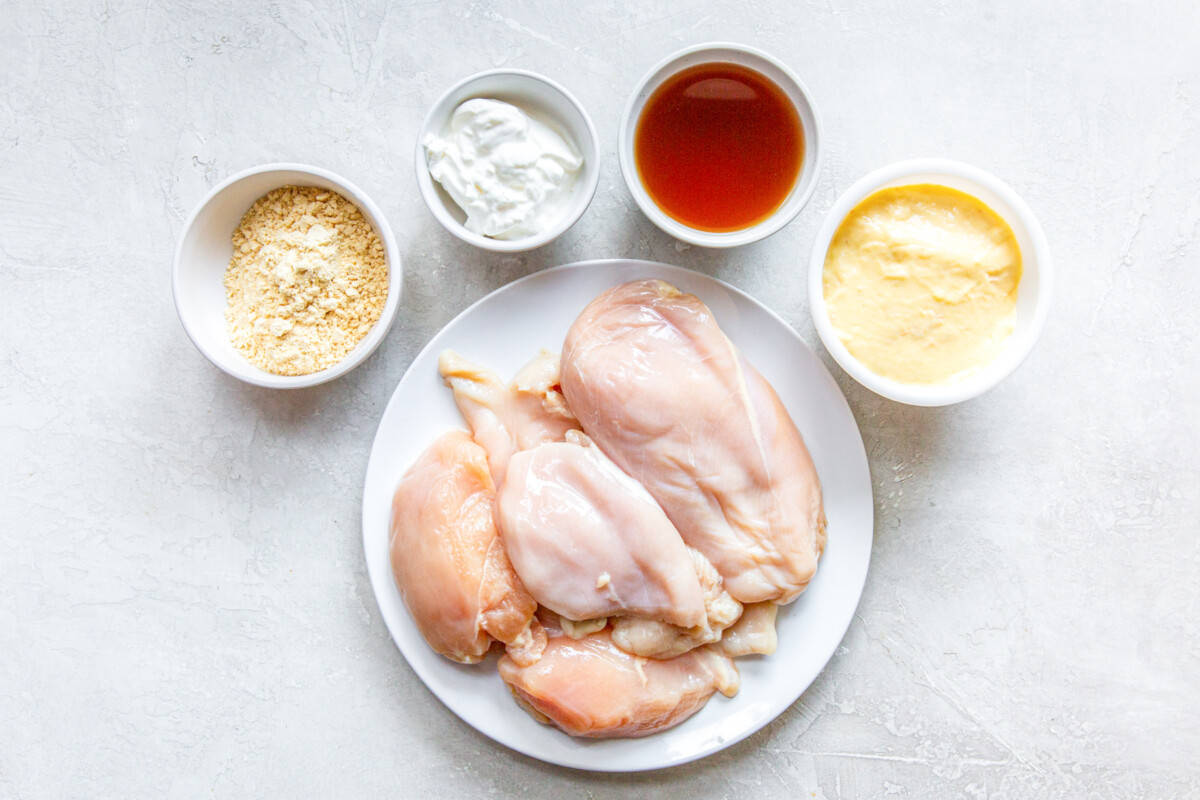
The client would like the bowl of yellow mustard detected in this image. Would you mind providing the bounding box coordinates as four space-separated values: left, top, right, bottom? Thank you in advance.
809 159 1052 406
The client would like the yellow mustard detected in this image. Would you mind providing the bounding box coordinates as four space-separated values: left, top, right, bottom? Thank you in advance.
822 184 1022 385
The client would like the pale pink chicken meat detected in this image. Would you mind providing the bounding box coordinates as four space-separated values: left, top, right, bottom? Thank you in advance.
714 602 779 657
389 430 537 664
439 349 578 485
497 430 706 628
498 612 739 738
610 546 743 659
561 279 826 605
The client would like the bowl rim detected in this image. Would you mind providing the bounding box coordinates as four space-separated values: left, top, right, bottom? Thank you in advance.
413 68 601 254
617 41 823 249
172 161 402 389
808 157 1054 406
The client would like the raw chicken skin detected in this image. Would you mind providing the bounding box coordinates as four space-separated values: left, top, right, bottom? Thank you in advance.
439 349 578 485
498 613 739 738
561 279 827 604
714 602 778 657
389 430 536 664
498 430 706 628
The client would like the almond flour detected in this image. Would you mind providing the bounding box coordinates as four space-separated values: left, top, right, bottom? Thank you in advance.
224 185 388 376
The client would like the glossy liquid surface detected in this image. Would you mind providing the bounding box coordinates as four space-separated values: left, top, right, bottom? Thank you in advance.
635 63 804 232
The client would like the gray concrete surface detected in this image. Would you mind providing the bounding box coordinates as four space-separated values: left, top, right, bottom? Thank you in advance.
2 1 1197 797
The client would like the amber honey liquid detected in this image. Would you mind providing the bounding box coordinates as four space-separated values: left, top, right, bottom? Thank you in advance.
634 63 804 232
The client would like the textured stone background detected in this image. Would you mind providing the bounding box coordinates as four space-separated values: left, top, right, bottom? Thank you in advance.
2 1 1198 797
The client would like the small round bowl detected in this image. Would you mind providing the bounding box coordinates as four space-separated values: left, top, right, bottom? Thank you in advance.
809 158 1053 406
173 163 402 389
618 42 822 249
415 69 600 253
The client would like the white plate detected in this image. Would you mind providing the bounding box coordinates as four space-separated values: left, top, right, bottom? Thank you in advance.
362 260 873 771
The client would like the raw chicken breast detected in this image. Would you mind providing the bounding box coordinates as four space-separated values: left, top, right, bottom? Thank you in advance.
561 279 826 604
610 548 742 660
389 430 536 664
497 430 706 628
714 602 778 657
439 349 578 485
498 613 739 738
503 616 548 668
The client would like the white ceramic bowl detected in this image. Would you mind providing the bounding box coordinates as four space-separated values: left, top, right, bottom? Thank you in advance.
173 163 402 389
618 42 822 249
415 69 600 253
809 158 1053 406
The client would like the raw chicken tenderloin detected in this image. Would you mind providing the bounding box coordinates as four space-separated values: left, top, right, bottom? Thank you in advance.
497 430 706 628
389 430 537 664
561 279 827 604
439 349 578 485
498 613 739 738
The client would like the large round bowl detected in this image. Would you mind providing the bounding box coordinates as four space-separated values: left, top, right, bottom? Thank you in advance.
362 260 874 771
173 163 402 389
809 158 1053 406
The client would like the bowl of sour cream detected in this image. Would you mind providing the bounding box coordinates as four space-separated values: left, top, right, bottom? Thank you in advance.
416 69 600 253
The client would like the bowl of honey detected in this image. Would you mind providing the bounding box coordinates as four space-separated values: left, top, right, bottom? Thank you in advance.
619 43 821 248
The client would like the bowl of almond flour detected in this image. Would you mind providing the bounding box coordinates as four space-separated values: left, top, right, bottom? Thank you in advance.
173 163 401 388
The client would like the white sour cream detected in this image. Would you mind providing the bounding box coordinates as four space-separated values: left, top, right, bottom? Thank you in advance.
423 98 583 240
